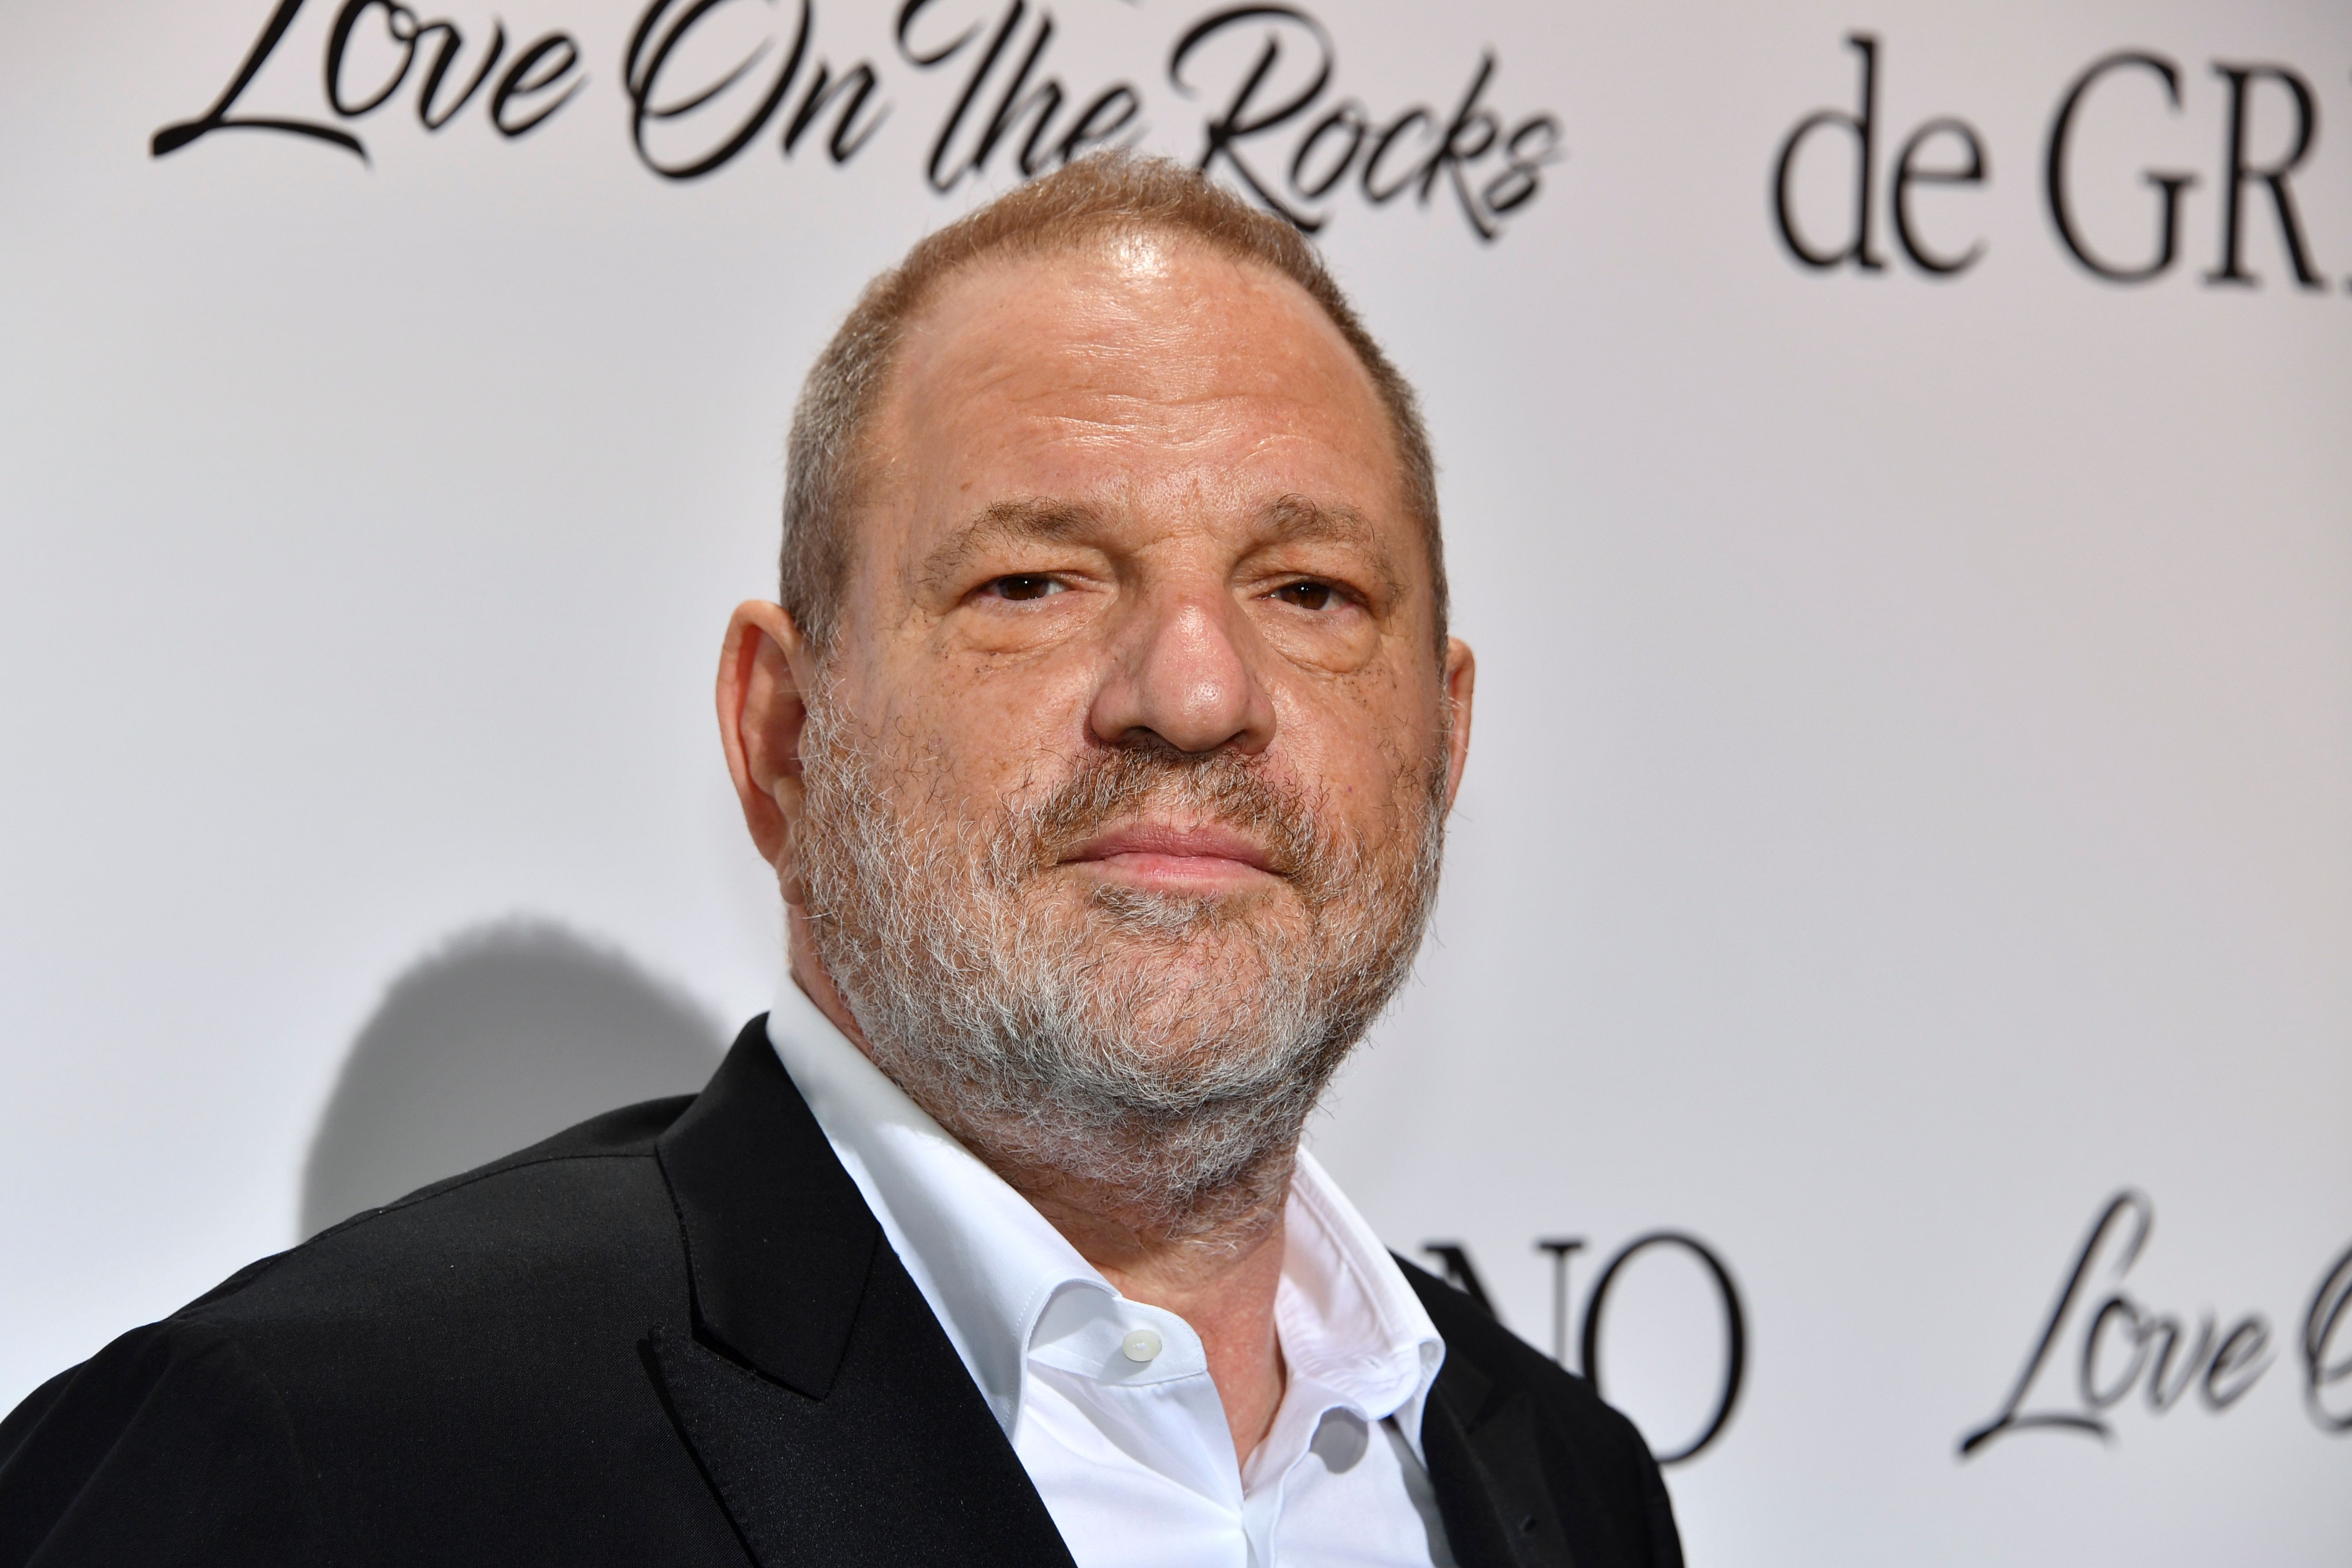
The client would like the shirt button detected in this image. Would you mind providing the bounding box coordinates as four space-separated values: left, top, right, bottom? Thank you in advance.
1120 1328 1163 1364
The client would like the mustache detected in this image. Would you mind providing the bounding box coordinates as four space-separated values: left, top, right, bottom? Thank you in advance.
1013 742 1331 889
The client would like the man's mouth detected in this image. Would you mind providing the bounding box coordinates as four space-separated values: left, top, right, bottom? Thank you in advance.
1060 824 1282 891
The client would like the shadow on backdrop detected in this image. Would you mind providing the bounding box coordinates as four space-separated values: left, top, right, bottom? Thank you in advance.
301 918 727 1238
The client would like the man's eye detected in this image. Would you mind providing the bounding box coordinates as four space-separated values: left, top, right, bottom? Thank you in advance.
1272 580 1339 611
986 574 1062 602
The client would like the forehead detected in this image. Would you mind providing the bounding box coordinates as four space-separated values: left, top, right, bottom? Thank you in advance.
868 234 1405 529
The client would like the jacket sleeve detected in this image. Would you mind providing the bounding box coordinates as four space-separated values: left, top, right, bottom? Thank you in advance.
0 1323 325 1567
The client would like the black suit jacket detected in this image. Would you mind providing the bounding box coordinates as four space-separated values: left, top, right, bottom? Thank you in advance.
0 1020 1681 1568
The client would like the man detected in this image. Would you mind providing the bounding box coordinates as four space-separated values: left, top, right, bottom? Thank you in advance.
0 155 1680 1568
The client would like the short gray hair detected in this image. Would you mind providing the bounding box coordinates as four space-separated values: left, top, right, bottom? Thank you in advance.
780 152 1446 655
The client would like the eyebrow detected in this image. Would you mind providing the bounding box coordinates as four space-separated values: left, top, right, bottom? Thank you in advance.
918 499 1103 595
1257 494 1403 599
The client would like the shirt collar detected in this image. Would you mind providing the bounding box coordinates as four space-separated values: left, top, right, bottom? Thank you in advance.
765 975 1446 1458
1280 1148 1448 1457
766 974 1100 1435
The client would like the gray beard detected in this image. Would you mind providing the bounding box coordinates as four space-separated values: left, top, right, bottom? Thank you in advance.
793 691 1448 1241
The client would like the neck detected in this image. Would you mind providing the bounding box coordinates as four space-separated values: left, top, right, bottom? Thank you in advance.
1024 1165 1292 1461
786 916 1293 1461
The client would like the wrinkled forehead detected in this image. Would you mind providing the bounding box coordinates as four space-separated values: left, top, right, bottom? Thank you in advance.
859 234 1408 558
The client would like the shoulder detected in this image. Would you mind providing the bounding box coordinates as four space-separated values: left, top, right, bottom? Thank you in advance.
4 1099 693 1452
32 1089 698 1368
0 1316 325 1563
0 1096 713 1564
157 1095 702 1412
192 1094 692 1322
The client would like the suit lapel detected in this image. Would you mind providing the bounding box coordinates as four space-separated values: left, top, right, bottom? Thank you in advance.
649 1019 1075 1568
1420 1356 1578 1568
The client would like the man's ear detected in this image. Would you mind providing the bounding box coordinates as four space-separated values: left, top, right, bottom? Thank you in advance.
718 601 817 904
1442 636 1476 814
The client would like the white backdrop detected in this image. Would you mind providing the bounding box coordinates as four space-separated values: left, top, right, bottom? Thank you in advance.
2 2 2347 1562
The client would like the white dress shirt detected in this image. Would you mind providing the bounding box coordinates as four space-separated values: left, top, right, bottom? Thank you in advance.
766 978 1456 1568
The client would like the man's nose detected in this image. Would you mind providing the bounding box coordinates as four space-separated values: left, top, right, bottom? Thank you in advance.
1087 590 1276 755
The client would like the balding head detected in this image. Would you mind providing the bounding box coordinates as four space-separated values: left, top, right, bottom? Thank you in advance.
780 152 1446 659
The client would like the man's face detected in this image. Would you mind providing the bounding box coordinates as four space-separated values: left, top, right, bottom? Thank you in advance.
740 232 1474 1216
827 231 1468 949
